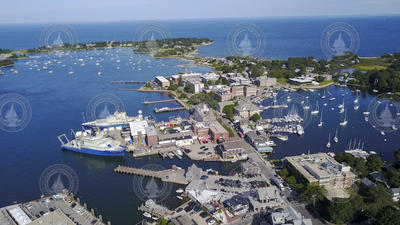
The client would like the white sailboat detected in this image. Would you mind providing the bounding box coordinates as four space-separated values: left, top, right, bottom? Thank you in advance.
311 101 319 115
326 133 331 148
354 92 359 104
321 90 326 99
340 111 348 126
318 109 323 127
338 98 344 109
334 128 338 143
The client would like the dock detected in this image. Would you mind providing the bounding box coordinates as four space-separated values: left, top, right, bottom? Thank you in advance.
114 165 188 185
143 99 177 104
111 80 146 84
154 107 186 113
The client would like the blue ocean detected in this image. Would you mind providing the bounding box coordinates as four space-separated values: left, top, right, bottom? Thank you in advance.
0 16 400 225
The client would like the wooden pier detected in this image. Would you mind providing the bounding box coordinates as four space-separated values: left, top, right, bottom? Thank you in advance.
114 165 188 185
143 99 177 104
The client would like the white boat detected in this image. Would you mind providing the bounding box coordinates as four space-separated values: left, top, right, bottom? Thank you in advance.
365 117 368 122
176 149 183 156
381 131 385 136
311 101 319 115
338 98 344 109
68 71 74 75
339 107 344 114
176 196 183 200
354 92 359 104
334 128 338 143
373 89 379 93
323 103 327 106
176 188 184 194
369 151 377 155
318 109 323 127
326 133 331 148
321 90 326 99
363 111 370 116
393 125 398 130
354 105 359 110
340 111 348 126
329 97 336 101
98 71 102 76
231 159 238 163
143 212 152 218
152 217 159 220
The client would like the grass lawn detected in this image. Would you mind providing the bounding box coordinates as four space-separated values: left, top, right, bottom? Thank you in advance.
354 57 390 71
277 78 288 83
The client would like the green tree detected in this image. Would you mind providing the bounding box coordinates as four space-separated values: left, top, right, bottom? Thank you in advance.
374 207 400 225
364 185 394 217
301 183 327 206
184 83 195 93
222 104 236 120
250 113 261 122
178 75 184 87
395 149 400 161
366 155 383 173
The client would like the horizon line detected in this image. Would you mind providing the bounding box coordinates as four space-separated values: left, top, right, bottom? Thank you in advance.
1 13 400 25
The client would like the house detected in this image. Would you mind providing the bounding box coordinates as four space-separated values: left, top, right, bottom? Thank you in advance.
268 206 313 225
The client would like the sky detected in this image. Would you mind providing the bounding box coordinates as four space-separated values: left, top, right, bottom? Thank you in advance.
0 0 399 24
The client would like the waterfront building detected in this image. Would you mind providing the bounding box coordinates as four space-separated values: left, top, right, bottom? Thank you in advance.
129 120 149 144
171 72 202 82
180 120 192 130
285 153 356 200
186 180 220 205
209 122 229 142
155 76 170 88
244 85 257 97
268 206 312 225
145 126 158 146
289 76 318 86
245 131 273 152
256 76 277 87
217 139 246 160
